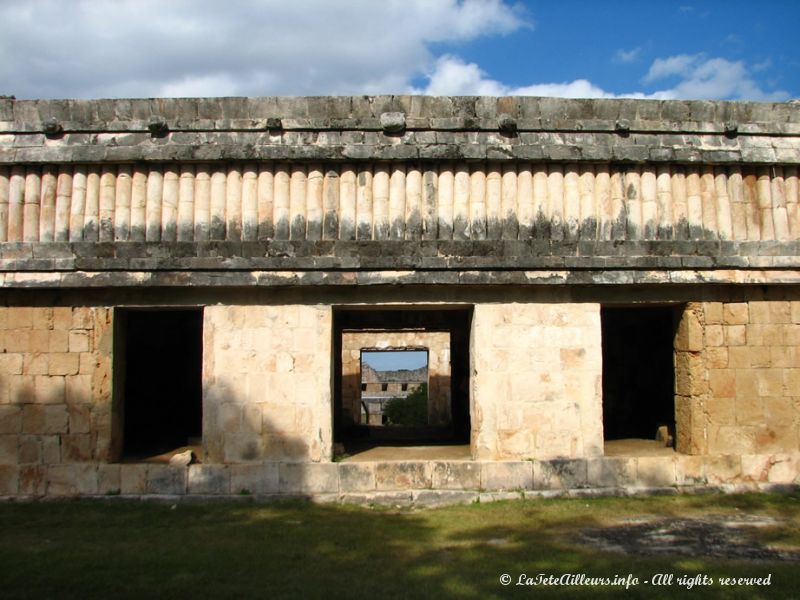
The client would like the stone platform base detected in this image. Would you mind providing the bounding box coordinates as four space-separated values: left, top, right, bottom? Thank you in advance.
2 453 800 503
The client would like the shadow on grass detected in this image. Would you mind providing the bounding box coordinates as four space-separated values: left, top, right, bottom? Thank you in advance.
1 493 798 599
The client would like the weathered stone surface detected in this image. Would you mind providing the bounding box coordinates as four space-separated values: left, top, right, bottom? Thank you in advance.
411 490 478 507
338 463 376 493
375 462 431 491
588 458 636 488
146 465 186 495
480 462 533 490
187 465 230 495
535 459 589 490
431 462 480 490
230 464 279 495
278 463 338 494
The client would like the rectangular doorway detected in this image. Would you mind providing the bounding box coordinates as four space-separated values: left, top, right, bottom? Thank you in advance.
601 306 678 451
114 308 203 460
333 307 472 459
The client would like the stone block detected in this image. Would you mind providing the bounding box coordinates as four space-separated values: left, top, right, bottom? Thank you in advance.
68 331 90 353
588 457 635 488
61 434 92 462
675 307 703 351
431 461 480 490
120 464 147 494
478 490 524 503
188 465 230 495
48 330 69 353
749 302 771 324
724 325 746 346
481 461 533 491
341 491 413 506
46 464 78 496
0 406 21 433
636 457 677 488
97 464 121 494
0 353 23 375
229 463 279 495
704 302 723 324
741 454 772 483
223 433 264 463
0 434 17 464
67 403 92 434
22 404 68 434
705 455 742 484
34 376 65 403
705 325 724 347
146 465 186 495
411 490 478 507
0 465 18 495
65 375 92 407
19 465 45 495
706 347 729 369
72 464 99 494
534 459 588 490
279 463 338 494
52 307 72 330
17 435 41 463
723 303 749 325
42 435 61 464
709 369 735 398
375 462 431 491
338 462 376 493
29 330 50 353
48 353 80 376
765 454 799 484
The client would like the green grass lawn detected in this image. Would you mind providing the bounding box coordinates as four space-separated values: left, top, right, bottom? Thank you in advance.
1 492 798 599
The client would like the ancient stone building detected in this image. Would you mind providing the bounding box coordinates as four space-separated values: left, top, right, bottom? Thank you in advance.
0 95 798 501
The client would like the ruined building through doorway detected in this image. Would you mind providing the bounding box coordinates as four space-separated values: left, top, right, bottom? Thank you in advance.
0 95 798 499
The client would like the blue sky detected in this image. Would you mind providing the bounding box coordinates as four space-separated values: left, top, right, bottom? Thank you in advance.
363 351 428 372
1 0 797 100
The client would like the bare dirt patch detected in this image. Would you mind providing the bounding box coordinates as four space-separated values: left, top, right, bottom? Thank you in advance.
578 514 800 562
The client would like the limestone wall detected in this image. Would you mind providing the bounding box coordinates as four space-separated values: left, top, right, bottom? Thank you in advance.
341 331 450 426
0 163 797 244
202 305 332 463
0 306 113 494
471 303 603 460
677 299 800 457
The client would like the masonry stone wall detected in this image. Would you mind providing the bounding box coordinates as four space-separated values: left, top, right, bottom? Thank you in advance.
0 305 112 495
471 303 603 460
0 95 797 499
677 298 800 457
341 331 450 426
203 305 332 463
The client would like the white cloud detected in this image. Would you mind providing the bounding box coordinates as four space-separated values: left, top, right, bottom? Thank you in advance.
643 54 790 101
412 54 788 102
614 48 641 64
0 0 526 99
413 55 617 98
643 54 699 83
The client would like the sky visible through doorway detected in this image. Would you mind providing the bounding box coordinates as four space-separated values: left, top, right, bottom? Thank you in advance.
362 350 428 372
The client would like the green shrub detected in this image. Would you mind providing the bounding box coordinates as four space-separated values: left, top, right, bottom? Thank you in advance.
383 383 428 426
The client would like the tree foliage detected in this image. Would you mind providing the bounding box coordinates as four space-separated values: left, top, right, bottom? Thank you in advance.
383 383 428 426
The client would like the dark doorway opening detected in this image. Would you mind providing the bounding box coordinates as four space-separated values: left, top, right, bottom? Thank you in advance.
333 307 472 456
115 309 203 459
601 306 677 443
